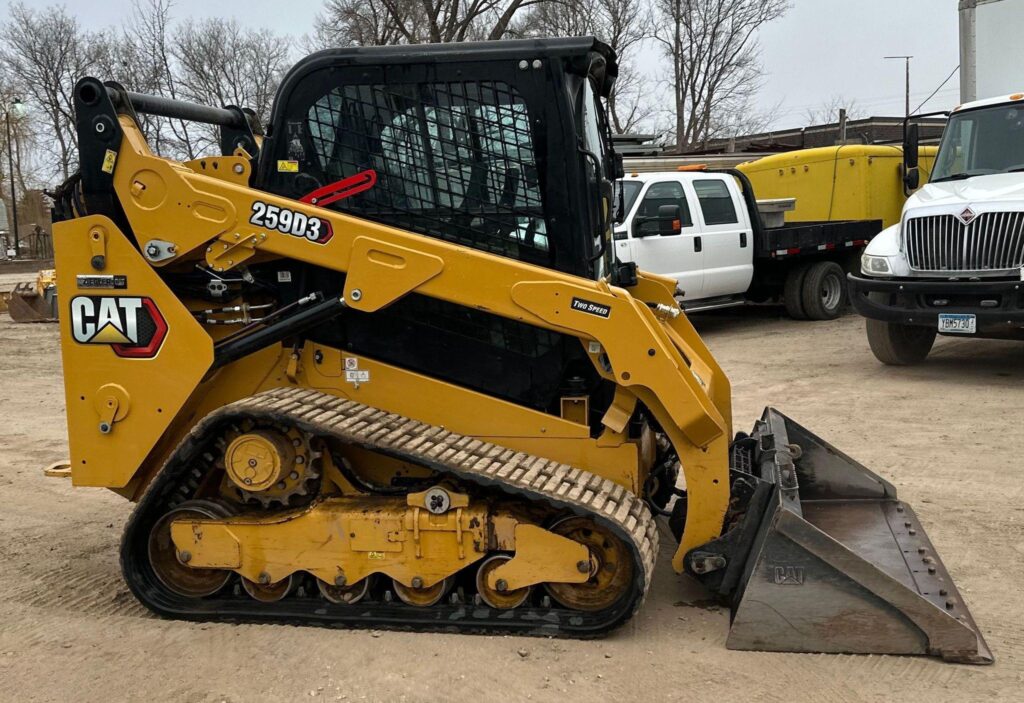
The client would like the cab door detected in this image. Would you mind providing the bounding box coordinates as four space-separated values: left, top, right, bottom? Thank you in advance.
690 177 754 298
623 180 705 300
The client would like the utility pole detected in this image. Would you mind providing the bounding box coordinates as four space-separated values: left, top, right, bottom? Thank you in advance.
884 55 913 117
4 98 23 258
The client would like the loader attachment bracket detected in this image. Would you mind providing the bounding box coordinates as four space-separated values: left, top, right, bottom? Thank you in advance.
684 408 993 664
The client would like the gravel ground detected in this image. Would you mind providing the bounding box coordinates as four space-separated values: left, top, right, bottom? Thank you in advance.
0 302 1021 703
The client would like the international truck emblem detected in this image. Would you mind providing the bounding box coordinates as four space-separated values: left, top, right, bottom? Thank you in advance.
70 296 167 358
957 206 977 225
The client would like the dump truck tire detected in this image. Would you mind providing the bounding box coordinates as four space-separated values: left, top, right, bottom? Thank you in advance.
782 263 810 319
866 317 936 365
801 261 846 320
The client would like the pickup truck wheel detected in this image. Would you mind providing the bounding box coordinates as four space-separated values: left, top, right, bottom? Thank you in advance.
801 261 846 320
866 317 937 365
783 263 810 319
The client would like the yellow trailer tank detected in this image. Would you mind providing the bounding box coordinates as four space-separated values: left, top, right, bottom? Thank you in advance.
738 145 937 229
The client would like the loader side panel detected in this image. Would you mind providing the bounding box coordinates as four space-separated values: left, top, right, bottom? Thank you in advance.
53 215 213 488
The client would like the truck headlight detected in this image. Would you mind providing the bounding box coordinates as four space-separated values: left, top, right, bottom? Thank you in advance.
861 254 893 276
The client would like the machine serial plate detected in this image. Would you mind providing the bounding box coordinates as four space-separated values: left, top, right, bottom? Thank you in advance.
938 313 976 334
77 274 127 289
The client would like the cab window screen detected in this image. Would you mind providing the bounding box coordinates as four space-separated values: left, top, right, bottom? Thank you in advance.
693 179 738 225
305 81 549 261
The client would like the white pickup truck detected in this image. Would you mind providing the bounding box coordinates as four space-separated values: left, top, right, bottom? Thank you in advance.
848 92 1024 363
615 169 880 319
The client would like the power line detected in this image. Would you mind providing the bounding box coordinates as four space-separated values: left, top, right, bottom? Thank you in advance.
912 65 960 115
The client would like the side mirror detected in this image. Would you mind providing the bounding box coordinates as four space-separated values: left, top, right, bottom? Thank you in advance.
903 122 920 192
632 204 683 238
656 204 683 236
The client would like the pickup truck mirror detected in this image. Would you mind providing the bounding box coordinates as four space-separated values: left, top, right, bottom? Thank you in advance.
656 204 683 236
903 122 920 192
632 204 683 238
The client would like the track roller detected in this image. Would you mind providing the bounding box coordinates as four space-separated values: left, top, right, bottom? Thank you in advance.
393 577 452 607
242 574 295 603
476 554 532 609
318 577 370 605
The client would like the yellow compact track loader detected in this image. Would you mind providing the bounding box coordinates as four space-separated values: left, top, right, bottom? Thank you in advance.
50 38 990 662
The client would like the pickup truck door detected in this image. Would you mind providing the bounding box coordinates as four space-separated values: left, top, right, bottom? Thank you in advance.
690 176 754 299
617 180 704 300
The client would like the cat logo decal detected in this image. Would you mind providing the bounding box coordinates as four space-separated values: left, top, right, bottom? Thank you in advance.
70 296 168 358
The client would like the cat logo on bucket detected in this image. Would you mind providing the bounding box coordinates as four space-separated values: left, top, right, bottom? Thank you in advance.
70 296 168 358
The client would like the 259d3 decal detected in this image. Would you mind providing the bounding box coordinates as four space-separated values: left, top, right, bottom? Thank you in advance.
70 296 168 358
250 201 333 244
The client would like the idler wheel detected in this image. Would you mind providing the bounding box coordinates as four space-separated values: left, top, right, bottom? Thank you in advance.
543 516 633 612
148 500 233 598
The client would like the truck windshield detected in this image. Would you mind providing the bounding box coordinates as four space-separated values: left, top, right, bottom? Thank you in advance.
932 102 1024 182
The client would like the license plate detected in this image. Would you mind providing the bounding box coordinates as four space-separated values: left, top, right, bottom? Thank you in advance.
937 313 976 334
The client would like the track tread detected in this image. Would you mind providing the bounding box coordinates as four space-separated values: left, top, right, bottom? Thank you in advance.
121 387 659 638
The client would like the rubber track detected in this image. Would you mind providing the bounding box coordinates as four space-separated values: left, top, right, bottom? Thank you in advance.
121 387 658 637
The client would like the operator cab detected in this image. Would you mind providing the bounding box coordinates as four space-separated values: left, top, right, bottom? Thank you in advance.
258 38 621 281
253 38 624 417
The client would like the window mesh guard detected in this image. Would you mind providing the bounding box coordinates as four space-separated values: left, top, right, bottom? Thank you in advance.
306 80 550 263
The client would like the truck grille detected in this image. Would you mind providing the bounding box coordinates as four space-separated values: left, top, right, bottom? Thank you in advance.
905 212 1024 273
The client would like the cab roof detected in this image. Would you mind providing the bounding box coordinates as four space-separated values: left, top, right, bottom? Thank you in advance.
283 37 618 97
954 92 1024 113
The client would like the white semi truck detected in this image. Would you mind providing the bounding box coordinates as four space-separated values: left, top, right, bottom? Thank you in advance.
848 92 1024 363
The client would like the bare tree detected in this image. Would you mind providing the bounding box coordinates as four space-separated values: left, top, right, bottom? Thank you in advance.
171 18 292 155
97 0 202 158
515 0 653 133
0 3 103 180
654 0 788 151
0 71 35 234
312 0 543 47
311 0 409 47
803 95 860 125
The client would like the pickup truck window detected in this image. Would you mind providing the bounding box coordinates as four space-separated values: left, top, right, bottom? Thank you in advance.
616 180 642 215
636 181 693 235
693 179 738 225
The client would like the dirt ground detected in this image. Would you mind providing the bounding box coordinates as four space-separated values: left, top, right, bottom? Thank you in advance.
1 290 1022 703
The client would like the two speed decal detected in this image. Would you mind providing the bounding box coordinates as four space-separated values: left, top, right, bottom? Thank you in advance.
571 297 611 318
250 202 333 244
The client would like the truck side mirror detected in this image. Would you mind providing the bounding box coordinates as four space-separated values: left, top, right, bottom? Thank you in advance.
632 204 683 238
657 204 683 235
903 122 920 192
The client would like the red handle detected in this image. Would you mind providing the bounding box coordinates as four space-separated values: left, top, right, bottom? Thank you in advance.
300 169 377 207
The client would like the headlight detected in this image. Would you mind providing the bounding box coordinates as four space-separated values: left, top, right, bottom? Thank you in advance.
861 254 892 275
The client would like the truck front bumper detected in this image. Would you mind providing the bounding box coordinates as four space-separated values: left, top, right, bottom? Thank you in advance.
848 273 1024 336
